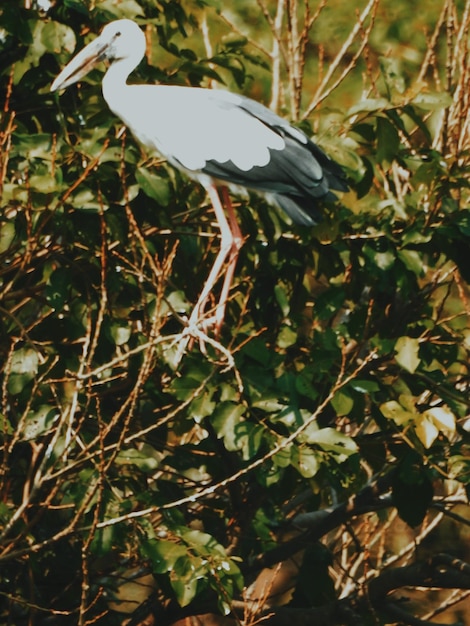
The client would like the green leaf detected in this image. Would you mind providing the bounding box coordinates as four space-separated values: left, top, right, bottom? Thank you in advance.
22 405 58 441
397 249 425 276
377 116 400 164
346 98 390 117
97 0 145 19
70 188 105 212
211 401 245 447
8 348 40 394
0 222 16 254
29 173 60 195
301 427 358 462
169 376 204 401
142 538 187 574
380 56 405 95
276 325 297 348
273 440 292 467
414 415 439 448
109 323 131 346
412 91 453 111
291 544 335 607
233 421 264 460
41 20 76 56
10 347 39 375
363 243 395 270
331 391 354 416
395 336 420 373
349 379 380 393
45 267 72 310
12 133 55 160
291 446 319 478
448 456 470 484
171 571 199 607
135 168 171 205
115 448 160 472
380 400 414 426
295 368 319 401
392 458 434 527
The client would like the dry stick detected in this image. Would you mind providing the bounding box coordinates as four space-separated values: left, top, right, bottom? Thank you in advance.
78 413 108 625
422 588 470 622
61 199 109 458
453 1 470 152
417 0 449 86
294 0 327 120
54 140 110 210
84 198 108 372
0 222 117 543
82 349 378 532
270 0 285 112
0 304 97 546
37 369 217 486
286 0 301 120
256 0 289 63
357 510 447 594
303 0 379 117
77 203 109 626
434 0 456 153
0 111 15 202
305 0 327 31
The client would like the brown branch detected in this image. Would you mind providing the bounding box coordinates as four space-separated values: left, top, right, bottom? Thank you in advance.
244 472 394 576
368 554 470 625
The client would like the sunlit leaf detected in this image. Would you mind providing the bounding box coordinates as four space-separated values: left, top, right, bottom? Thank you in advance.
395 336 420 373
415 415 439 448
380 400 414 426
424 406 456 438
211 402 245 447
346 98 390 116
331 390 354 416
412 91 453 110
143 539 187 574
291 446 319 478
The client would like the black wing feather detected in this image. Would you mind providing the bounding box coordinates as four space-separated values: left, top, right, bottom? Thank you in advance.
198 94 348 226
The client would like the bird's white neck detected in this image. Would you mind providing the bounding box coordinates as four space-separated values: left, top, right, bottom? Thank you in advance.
102 57 139 112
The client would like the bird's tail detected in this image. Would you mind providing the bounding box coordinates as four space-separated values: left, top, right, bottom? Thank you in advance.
271 193 326 226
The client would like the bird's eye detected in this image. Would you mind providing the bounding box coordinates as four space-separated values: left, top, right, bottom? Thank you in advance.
115 31 121 37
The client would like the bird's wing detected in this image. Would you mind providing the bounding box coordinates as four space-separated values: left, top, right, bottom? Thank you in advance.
109 86 288 170
198 92 347 197
107 86 347 225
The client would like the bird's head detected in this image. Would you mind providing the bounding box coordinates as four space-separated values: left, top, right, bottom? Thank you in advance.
51 19 146 92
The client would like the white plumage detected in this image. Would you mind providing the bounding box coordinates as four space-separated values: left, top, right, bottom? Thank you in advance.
51 19 348 353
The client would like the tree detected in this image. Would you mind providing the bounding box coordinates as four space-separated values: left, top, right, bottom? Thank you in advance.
1 0 470 624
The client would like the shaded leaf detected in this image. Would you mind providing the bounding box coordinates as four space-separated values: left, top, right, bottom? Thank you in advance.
135 168 171 206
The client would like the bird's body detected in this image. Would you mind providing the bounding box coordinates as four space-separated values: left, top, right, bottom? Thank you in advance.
104 82 346 225
51 19 348 357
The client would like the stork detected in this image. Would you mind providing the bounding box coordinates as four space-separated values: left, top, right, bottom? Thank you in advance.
51 19 348 358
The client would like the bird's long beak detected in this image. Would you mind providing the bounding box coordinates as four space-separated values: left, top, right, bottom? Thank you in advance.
51 36 108 92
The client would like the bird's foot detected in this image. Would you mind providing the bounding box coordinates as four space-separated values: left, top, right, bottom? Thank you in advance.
171 313 230 369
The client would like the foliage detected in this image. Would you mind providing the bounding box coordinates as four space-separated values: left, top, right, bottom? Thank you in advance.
1 0 470 625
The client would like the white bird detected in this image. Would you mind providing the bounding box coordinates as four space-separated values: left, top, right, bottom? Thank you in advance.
51 19 348 353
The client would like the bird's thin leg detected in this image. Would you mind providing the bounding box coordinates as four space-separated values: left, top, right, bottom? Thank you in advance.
193 184 240 326
212 186 243 335
174 184 240 363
